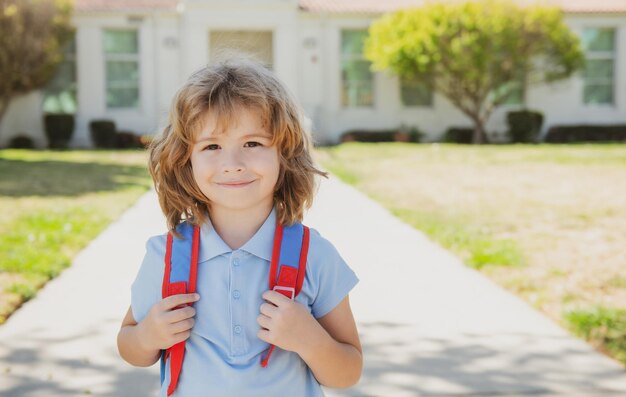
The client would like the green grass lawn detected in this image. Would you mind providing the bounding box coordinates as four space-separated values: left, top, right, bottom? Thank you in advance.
0 149 152 324
317 142 626 366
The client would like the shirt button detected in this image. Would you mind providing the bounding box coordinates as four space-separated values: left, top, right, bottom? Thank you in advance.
233 258 240 266
234 325 242 334
233 290 241 299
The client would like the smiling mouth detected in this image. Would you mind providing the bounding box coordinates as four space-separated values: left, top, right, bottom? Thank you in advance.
217 180 254 188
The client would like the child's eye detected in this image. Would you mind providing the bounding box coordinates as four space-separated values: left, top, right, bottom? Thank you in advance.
203 144 219 150
244 141 262 148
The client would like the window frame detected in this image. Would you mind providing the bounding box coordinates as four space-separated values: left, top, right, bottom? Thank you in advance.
581 27 616 107
494 77 525 107
340 29 375 108
103 28 141 110
399 75 434 108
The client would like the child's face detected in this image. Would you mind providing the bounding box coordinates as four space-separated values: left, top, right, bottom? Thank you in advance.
189 106 280 215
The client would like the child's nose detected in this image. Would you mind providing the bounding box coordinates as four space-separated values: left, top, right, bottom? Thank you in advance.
222 149 246 173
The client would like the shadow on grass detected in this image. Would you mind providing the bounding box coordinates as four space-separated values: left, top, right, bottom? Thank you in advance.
0 158 151 197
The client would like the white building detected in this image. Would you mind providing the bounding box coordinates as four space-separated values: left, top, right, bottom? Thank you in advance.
1 0 625 147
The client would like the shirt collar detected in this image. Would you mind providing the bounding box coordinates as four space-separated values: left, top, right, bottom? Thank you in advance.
198 207 276 263
240 207 276 262
198 219 232 263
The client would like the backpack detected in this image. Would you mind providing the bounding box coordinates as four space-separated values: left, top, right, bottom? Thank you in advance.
160 220 310 396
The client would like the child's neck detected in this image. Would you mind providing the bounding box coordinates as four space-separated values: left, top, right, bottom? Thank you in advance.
209 203 273 250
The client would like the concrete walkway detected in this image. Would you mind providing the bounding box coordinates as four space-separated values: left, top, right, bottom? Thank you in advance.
1 175 625 396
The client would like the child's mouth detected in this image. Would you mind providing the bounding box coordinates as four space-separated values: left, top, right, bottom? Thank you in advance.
218 180 254 188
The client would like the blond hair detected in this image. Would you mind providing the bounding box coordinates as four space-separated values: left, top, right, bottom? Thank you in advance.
148 57 327 238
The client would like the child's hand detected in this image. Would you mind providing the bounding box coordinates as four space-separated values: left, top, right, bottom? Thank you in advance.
138 293 200 351
257 290 321 354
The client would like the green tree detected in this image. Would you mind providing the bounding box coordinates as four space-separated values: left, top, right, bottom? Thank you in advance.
0 0 74 140
364 0 584 144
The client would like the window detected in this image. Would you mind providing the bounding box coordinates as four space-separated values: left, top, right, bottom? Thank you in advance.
492 76 524 106
43 36 77 113
582 28 615 105
400 76 433 107
341 30 373 107
104 29 140 109
501 80 524 105
486 63 525 106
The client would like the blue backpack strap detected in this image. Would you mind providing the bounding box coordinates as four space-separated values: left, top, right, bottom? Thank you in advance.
168 221 198 288
160 221 200 396
274 223 307 297
260 222 310 367
160 351 166 386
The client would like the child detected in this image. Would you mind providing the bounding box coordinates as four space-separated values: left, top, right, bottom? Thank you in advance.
117 57 362 396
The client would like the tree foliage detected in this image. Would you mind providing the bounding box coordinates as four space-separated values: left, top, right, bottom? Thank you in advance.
364 0 584 143
0 0 74 138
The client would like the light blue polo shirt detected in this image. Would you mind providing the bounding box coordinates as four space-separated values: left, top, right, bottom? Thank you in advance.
131 207 359 396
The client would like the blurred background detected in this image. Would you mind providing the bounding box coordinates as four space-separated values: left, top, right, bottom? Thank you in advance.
0 0 625 396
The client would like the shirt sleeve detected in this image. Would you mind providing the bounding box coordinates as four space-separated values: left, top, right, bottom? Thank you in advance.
308 229 359 319
130 234 167 323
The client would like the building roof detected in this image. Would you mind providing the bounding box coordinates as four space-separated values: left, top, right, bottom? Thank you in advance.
74 0 626 14
298 0 626 14
75 0 179 12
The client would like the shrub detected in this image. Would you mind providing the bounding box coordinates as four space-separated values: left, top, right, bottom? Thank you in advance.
341 129 397 143
115 130 144 149
397 125 425 143
443 127 474 144
340 126 424 143
89 120 117 148
44 113 74 149
544 125 626 143
9 135 35 149
507 110 544 143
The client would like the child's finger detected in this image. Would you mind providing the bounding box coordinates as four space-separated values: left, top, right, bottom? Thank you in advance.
262 290 290 306
166 305 196 323
259 302 278 317
257 329 272 344
170 330 192 346
162 293 200 310
171 317 195 334
257 313 271 329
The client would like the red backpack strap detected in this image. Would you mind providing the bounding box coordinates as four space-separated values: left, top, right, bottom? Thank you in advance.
261 223 310 367
161 222 200 396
